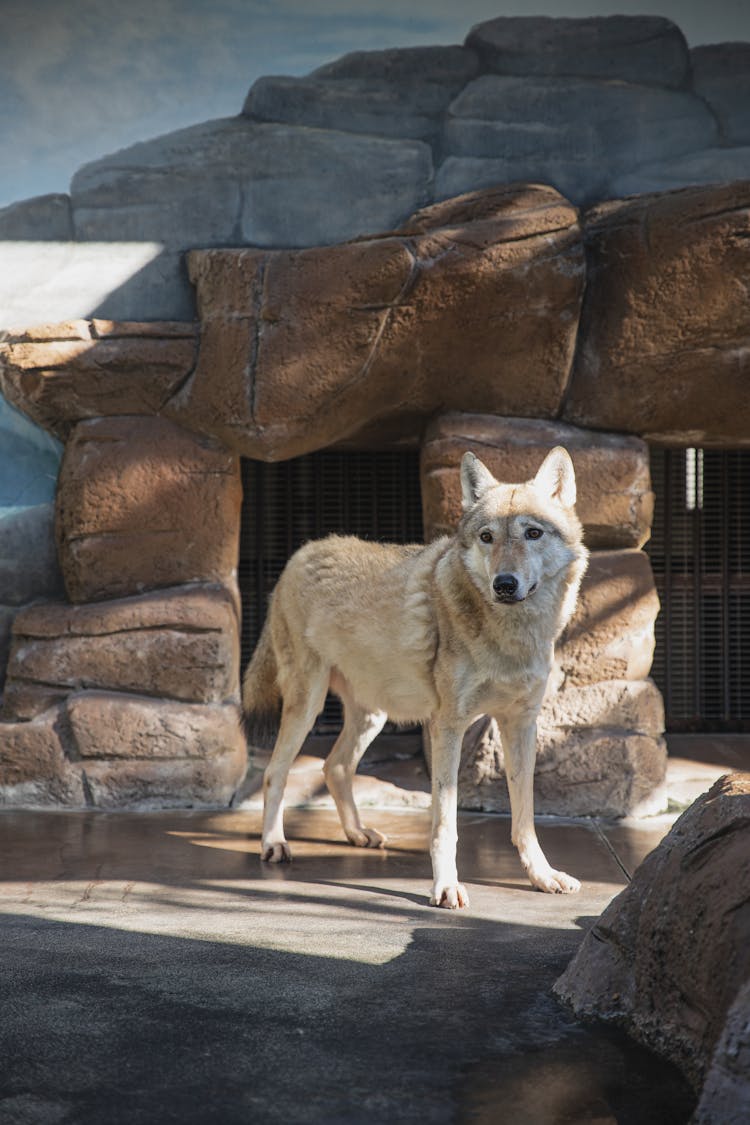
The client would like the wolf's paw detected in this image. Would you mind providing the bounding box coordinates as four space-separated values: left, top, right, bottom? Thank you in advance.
346 826 387 849
261 840 292 863
430 883 470 909
528 867 580 894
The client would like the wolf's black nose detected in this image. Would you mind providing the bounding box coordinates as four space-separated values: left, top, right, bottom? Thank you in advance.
493 573 519 596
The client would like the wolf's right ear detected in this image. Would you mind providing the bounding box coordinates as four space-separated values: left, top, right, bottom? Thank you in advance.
460 452 497 510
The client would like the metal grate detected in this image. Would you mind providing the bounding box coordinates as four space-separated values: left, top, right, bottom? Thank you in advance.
238 450 424 732
647 448 750 732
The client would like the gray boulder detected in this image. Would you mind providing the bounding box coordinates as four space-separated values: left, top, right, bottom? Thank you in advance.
610 147 750 198
443 76 718 205
690 44 750 146
465 15 689 88
0 194 73 240
244 74 453 142
435 155 608 210
312 44 480 89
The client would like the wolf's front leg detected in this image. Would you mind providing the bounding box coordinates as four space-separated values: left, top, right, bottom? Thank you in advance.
499 713 581 894
428 719 469 909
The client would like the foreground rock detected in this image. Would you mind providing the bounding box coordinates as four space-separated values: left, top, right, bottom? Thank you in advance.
694 979 750 1125
555 774 750 1094
169 184 584 459
420 414 653 549
564 182 750 445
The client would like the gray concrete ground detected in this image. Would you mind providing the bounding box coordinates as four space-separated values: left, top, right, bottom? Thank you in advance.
0 801 696 1124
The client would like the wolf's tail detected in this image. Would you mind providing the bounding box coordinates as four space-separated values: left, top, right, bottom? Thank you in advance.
241 618 282 750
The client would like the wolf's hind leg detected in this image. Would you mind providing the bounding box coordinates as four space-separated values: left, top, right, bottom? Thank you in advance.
499 713 581 894
261 668 329 863
323 678 387 848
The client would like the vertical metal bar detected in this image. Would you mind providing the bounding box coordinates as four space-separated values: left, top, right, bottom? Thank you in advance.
722 452 731 721
663 450 673 724
693 450 703 726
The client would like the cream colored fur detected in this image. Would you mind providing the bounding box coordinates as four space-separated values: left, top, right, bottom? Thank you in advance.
242 448 588 908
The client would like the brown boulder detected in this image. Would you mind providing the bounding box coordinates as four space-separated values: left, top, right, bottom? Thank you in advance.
56 416 241 602
564 182 750 444
420 413 653 549
559 550 659 684
65 692 246 808
0 320 197 439
167 184 584 458
0 708 84 806
554 773 750 1091
3 584 240 720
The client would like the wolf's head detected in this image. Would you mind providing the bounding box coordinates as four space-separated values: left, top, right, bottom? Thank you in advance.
458 447 586 610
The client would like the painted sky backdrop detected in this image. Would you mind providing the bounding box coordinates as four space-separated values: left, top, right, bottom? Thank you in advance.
2 0 750 209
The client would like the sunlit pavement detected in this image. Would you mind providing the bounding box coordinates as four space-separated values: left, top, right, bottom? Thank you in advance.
0 804 697 1124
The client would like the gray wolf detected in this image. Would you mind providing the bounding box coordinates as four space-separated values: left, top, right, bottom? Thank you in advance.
242 448 588 908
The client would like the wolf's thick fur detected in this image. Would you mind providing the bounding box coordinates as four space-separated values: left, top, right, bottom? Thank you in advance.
242 448 588 907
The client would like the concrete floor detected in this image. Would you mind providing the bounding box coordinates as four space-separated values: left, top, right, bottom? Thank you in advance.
0 804 696 1124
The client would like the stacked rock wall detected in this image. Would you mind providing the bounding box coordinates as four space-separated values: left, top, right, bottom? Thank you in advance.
0 339 247 809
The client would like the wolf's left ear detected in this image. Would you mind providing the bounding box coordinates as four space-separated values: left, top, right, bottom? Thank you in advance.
534 446 576 508
460 451 498 510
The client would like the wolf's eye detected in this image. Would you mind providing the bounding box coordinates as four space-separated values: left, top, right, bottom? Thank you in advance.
525 527 544 540
479 530 493 544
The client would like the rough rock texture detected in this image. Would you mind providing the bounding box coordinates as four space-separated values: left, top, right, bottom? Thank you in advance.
56 416 241 603
3 584 239 720
0 320 198 439
420 414 653 550
0 692 246 811
0 708 84 807
312 45 480 88
465 15 689 87
554 774 750 1093
168 185 584 459
244 75 454 143
558 551 659 685
564 183 750 445
0 193 73 240
694 979 750 1125
66 693 246 809
610 147 750 198
442 76 716 205
691 44 750 146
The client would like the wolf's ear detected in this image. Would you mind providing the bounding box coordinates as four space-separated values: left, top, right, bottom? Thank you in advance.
460 451 498 510
533 447 576 508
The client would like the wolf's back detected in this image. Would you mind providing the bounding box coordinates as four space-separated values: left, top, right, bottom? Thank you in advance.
241 617 282 749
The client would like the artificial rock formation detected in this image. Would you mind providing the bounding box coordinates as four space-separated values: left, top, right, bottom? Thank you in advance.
168 184 584 459
555 774 750 1107
565 182 750 445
